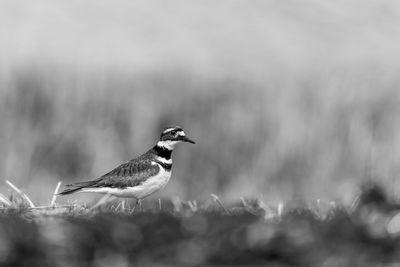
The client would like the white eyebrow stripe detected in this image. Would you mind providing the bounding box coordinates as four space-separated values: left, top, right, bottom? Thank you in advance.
163 128 178 134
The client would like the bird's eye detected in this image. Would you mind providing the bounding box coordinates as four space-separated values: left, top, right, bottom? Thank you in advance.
170 130 177 135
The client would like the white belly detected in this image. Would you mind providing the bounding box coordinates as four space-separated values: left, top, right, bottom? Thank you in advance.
81 164 171 199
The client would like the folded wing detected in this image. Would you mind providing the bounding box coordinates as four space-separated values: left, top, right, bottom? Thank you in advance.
58 158 159 195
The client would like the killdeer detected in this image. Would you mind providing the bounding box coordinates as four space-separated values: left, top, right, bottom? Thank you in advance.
59 126 195 209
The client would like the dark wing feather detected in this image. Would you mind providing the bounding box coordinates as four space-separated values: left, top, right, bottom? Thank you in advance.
59 157 160 195
94 159 160 188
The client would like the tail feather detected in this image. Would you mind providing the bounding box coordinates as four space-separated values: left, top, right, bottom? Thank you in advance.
59 180 99 195
66 180 97 187
58 187 85 195
59 179 99 195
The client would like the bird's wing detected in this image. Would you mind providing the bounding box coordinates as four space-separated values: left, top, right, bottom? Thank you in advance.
94 159 160 188
67 158 160 189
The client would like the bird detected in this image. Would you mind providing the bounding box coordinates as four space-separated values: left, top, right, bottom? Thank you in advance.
58 126 195 210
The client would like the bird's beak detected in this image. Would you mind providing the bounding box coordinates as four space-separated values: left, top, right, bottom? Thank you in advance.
181 136 195 144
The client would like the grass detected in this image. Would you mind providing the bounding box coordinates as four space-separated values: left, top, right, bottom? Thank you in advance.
1 182 400 266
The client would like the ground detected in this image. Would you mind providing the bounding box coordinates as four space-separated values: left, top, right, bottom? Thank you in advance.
1 185 400 267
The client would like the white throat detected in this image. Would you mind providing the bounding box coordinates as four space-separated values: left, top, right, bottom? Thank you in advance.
157 140 179 150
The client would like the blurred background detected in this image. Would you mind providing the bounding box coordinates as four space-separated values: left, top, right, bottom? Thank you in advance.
1 0 400 205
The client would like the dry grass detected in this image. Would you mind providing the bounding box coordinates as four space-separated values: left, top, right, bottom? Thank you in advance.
1 182 400 266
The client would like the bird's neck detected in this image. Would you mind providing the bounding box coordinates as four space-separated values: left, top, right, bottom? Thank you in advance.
152 142 173 160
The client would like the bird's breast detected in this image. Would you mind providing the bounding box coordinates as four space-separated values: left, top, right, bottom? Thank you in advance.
143 163 171 189
125 162 171 199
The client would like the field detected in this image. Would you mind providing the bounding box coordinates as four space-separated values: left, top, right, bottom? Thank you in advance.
1 0 400 205
1 183 400 266
1 1 400 266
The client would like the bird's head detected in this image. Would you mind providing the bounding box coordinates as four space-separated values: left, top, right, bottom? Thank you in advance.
157 126 195 150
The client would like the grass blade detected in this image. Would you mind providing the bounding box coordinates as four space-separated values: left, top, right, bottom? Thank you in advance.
0 193 12 207
51 182 62 206
6 180 35 208
211 194 231 215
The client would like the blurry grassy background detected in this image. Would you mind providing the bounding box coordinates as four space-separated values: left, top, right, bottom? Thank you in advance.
1 0 400 204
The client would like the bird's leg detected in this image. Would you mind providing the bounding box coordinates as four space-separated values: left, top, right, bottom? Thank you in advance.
138 199 142 211
90 193 114 211
121 199 125 212
134 199 142 212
